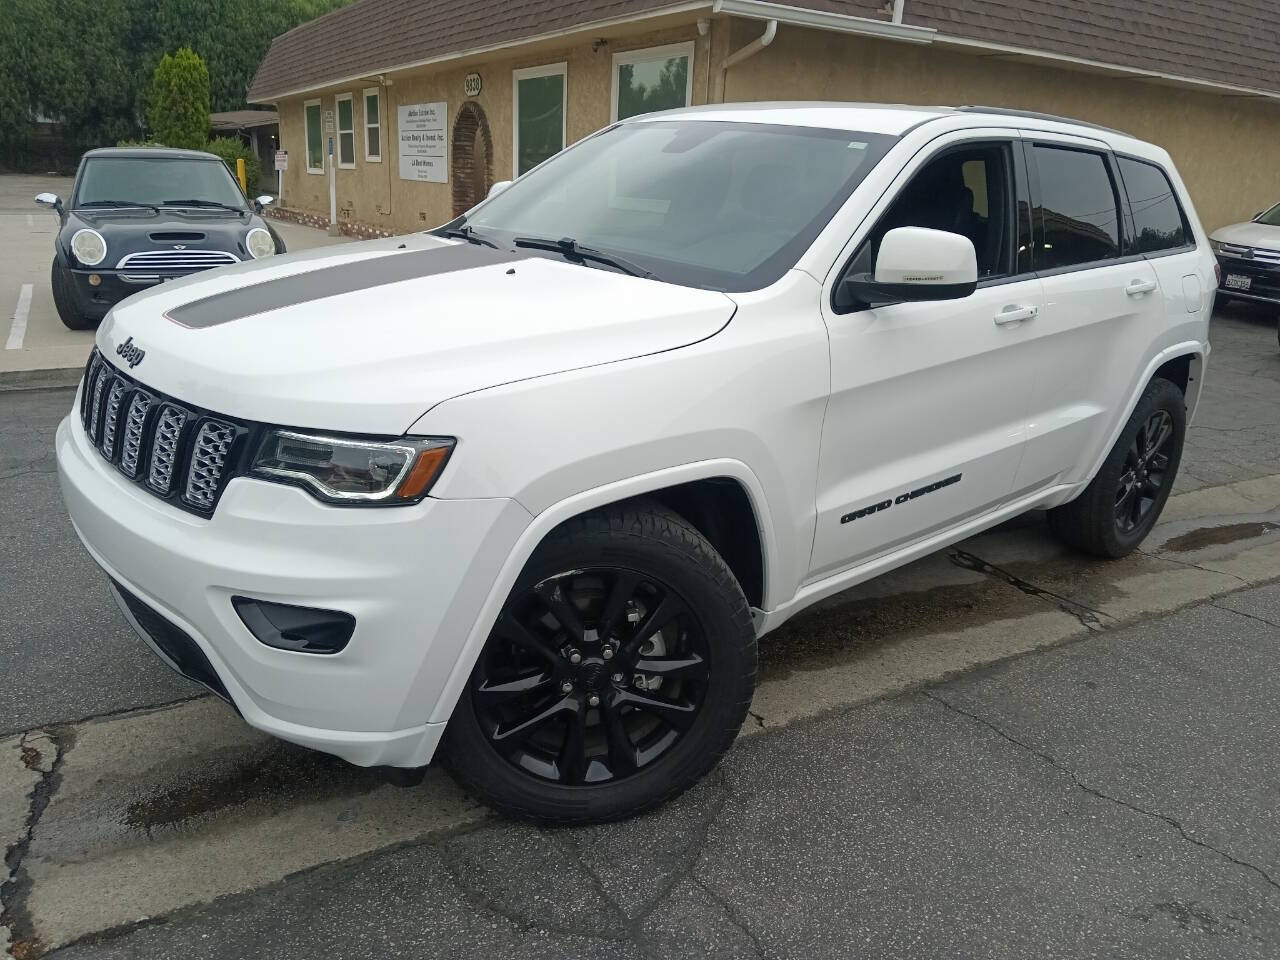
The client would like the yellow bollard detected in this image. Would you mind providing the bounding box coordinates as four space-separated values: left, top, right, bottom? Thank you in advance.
236 157 247 193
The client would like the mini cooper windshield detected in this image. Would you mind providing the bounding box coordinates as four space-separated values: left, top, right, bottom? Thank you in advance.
463 120 897 291
74 157 248 211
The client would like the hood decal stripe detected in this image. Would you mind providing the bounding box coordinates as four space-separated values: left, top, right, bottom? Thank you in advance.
165 243 531 329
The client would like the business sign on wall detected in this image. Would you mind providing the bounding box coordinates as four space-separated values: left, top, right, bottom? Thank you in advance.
398 102 448 183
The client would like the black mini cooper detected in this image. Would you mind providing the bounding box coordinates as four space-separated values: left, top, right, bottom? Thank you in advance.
35 147 285 329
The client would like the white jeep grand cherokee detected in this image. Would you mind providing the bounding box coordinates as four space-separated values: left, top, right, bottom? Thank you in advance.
57 103 1213 822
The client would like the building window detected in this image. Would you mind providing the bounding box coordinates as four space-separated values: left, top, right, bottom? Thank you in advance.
336 93 356 168
304 99 323 173
611 42 694 122
512 62 566 177
364 88 381 162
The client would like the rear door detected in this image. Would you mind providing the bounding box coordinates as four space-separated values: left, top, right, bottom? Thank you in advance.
811 132 1043 580
1012 134 1167 492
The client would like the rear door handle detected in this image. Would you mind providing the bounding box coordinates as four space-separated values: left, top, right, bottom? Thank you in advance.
994 304 1038 325
1126 279 1158 296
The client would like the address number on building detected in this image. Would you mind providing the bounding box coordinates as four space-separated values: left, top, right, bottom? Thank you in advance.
464 72 483 97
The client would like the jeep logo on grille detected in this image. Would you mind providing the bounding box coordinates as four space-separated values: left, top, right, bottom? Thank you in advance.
116 336 145 368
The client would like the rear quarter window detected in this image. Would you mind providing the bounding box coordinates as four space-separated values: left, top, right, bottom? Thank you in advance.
1117 157 1191 254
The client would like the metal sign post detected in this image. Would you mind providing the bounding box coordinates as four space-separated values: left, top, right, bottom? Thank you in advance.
327 136 339 236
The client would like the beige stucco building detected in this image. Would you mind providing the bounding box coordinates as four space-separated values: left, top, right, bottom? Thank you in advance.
248 0 1280 237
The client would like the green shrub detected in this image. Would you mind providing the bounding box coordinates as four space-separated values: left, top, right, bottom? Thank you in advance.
205 136 261 197
146 48 210 150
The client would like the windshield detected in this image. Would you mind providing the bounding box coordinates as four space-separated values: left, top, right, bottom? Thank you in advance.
74 156 246 210
1257 203 1280 226
463 120 897 291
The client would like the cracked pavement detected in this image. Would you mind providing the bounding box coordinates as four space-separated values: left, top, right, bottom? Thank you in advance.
3 306 1280 958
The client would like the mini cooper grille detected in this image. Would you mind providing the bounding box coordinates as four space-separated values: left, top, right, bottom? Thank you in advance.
79 349 251 515
115 250 240 272
184 421 236 509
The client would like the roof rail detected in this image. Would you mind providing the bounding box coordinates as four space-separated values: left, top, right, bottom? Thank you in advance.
954 105 1131 138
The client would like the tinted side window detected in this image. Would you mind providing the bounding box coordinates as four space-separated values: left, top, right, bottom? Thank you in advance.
1118 157 1189 253
1032 146 1121 269
845 143 1014 282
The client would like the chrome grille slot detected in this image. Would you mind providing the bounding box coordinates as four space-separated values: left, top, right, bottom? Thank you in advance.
100 379 127 458
88 370 111 442
183 420 236 509
119 391 154 478
1220 242 1280 265
80 353 101 427
116 250 239 272
147 406 188 494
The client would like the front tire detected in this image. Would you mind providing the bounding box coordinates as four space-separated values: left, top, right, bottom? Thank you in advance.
440 501 757 823
1048 377 1186 558
51 259 94 331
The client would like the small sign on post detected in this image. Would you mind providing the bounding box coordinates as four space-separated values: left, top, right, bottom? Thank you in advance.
324 110 335 133
274 150 288 172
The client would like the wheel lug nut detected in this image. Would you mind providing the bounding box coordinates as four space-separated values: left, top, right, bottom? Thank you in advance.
568 650 582 665
612 672 624 684
560 680 573 694
587 694 600 707
602 647 614 660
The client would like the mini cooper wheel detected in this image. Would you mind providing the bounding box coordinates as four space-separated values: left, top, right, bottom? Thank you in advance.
441 501 756 823
1048 376 1186 558
51 259 94 331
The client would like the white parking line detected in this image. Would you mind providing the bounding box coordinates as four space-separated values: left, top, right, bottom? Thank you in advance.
5 283 33 350
26 213 33 227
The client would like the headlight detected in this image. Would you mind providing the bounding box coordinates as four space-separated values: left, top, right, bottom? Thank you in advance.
250 430 454 504
70 228 107 266
245 227 276 259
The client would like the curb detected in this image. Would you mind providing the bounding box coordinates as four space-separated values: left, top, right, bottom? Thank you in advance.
0 366 82 392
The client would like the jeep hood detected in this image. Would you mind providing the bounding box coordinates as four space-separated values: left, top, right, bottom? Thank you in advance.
97 233 736 434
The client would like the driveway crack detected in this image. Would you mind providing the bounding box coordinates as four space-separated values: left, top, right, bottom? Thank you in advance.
2 726 73 959
949 550 1112 631
924 691 1280 896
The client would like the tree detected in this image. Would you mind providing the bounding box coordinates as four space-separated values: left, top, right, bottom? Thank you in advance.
146 47 210 149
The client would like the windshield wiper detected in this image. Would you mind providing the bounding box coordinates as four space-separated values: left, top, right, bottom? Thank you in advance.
439 225 497 248
77 199 159 212
162 199 245 212
513 236 656 280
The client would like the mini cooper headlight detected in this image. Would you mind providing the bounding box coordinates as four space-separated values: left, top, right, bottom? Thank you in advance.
245 227 276 259
250 430 454 504
70 228 107 266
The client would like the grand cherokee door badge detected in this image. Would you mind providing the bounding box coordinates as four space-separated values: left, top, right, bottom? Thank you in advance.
841 473 962 524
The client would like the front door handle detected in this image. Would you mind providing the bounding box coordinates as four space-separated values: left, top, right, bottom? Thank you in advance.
1126 279 1158 296
994 304 1038 325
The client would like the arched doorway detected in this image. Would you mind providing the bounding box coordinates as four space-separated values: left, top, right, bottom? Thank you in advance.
451 101 494 217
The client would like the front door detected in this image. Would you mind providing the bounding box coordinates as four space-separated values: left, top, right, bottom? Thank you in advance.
811 135 1042 580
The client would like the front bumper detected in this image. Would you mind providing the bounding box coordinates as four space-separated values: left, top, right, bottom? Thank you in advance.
1215 256 1280 306
56 410 531 767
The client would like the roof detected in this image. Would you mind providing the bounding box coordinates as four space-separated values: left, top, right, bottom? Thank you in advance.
83 147 221 161
248 0 1280 102
210 110 279 131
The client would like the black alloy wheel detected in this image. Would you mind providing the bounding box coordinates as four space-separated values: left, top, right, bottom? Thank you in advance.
1047 376 1186 558
441 501 756 823
1114 409 1173 535
472 566 709 785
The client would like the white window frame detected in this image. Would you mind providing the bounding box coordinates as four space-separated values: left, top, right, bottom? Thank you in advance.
335 92 356 169
363 87 382 162
511 62 568 179
610 41 695 123
304 98 324 174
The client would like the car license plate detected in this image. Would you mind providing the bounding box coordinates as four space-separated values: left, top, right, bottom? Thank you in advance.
1224 274 1252 291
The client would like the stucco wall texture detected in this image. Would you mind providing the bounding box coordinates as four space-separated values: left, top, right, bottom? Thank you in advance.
270 17 1278 237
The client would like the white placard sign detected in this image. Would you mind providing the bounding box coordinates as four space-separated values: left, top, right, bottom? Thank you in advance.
398 102 448 183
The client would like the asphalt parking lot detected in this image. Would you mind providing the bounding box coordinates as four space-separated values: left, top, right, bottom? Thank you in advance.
4 234 1280 955
0 174 346 384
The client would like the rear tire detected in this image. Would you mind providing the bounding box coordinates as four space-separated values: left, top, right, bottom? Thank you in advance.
440 500 756 823
51 259 94 331
1048 377 1185 558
